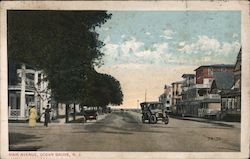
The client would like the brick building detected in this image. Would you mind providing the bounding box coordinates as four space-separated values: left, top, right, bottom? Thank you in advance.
195 64 234 84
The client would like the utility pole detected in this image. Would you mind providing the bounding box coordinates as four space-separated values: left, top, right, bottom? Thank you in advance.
137 99 139 109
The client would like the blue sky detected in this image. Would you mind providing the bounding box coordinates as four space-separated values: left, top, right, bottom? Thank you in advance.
95 11 241 107
96 11 241 66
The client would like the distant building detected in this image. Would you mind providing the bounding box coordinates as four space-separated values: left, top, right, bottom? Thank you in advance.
177 74 195 116
220 48 241 121
199 72 235 119
159 85 172 112
171 81 182 114
181 74 196 101
177 64 234 118
195 64 234 85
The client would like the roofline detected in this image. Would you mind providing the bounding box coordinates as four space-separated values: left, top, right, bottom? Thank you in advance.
171 80 183 85
194 64 234 71
181 74 195 78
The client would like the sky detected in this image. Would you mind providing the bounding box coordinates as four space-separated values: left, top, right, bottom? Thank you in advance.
95 11 241 108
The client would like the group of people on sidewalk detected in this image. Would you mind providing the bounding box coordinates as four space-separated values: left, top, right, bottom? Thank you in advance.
28 105 51 128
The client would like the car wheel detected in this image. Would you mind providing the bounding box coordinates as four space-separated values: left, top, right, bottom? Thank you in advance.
164 116 169 124
149 115 157 124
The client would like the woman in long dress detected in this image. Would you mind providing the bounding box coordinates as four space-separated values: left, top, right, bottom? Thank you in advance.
29 106 37 128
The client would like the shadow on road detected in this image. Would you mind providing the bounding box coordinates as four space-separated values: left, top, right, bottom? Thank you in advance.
10 146 43 151
9 133 43 151
73 112 173 135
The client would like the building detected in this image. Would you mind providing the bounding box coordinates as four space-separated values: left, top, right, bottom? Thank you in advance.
176 74 196 116
195 64 234 84
171 81 182 114
220 48 241 121
177 65 234 118
159 85 172 112
199 72 234 119
181 74 195 101
8 63 52 120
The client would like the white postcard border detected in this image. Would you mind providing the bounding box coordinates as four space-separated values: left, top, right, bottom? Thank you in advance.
1 1 249 159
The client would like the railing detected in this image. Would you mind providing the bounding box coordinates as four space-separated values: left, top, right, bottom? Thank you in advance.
9 108 21 117
8 107 29 120
206 94 220 99
8 84 35 91
190 84 210 89
195 94 220 100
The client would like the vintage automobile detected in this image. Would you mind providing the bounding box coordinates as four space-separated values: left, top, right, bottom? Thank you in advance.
83 110 98 121
140 101 169 124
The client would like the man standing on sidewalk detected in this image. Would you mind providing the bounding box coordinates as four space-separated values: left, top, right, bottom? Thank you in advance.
44 105 51 127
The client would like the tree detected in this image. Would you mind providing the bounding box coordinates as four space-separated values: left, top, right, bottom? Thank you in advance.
82 71 123 108
8 11 112 122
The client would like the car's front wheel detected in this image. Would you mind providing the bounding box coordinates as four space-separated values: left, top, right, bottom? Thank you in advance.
149 115 157 124
163 116 169 124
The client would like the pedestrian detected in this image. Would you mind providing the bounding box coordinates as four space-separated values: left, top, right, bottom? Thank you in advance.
44 105 51 127
29 106 37 128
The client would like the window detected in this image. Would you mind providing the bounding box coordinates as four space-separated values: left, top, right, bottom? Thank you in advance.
228 100 232 109
9 96 15 108
16 96 20 109
208 68 213 76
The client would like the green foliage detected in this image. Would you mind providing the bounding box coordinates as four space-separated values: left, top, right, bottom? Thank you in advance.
8 10 123 107
83 71 123 107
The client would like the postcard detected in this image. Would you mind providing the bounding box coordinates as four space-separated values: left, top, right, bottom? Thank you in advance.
0 1 249 159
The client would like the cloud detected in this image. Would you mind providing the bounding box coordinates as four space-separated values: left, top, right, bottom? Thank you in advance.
120 37 144 56
103 35 111 43
220 41 241 55
121 34 126 39
101 36 170 65
102 35 240 66
232 33 238 38
178 35 241 64
153 43 168 53
160 29 175 40
179 41 186 46
179 35 240 56
103 43 119 57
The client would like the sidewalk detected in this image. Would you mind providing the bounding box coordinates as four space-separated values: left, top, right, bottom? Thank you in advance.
9 113 108 126
129 110 240 128
170 115 240 128
54 113 108 125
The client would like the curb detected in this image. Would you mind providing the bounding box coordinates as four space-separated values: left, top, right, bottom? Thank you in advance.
169 115 237 128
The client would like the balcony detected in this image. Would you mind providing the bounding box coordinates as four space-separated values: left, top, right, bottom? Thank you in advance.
8 83 35 92
195 94 220 100
190 84 210 89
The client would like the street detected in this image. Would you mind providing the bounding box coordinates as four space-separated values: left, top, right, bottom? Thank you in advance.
9 111 240 152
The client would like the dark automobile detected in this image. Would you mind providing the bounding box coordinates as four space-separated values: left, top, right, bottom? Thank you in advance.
141 101 169 124
83 110 98 121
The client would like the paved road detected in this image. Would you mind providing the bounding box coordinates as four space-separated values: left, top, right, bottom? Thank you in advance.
9 111 240 152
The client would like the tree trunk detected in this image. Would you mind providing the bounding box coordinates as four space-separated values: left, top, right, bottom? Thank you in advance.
56 102 59 119
73 103 76 121
65 104 69 123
